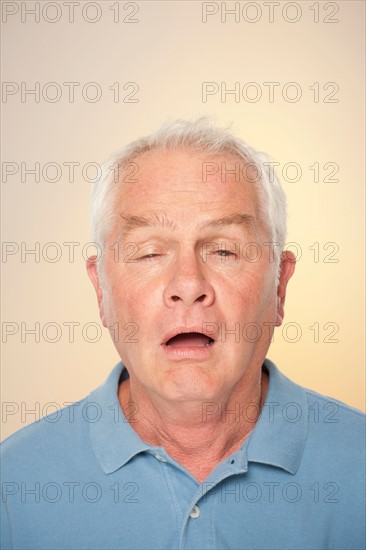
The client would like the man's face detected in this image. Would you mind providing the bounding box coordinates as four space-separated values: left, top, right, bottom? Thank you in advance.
87 149 295 402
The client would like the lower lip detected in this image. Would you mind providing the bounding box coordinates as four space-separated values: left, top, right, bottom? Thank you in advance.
162 343 215 360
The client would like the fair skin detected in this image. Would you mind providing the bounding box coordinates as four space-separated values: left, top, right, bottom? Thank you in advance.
87 148 296 483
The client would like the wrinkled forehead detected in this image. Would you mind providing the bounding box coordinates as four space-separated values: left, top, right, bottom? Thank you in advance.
100 148 272 252
115 147 264 210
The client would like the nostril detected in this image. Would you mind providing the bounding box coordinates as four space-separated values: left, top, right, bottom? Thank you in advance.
168 293 208 304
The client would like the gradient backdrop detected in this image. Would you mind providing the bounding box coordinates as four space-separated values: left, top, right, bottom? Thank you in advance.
1 0 365 440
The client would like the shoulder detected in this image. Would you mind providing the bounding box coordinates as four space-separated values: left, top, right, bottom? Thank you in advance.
300 385 365 472
265 358 365 470
303 385 365 433
0 396 91 476
265 357 365 435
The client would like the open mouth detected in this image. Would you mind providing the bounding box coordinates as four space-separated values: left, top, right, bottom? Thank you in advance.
164 332 215 347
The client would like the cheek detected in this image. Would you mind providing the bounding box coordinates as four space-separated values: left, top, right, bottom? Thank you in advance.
226 271 276 322
105 271 161 326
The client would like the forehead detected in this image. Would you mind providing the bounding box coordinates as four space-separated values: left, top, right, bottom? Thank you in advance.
117 148 261 210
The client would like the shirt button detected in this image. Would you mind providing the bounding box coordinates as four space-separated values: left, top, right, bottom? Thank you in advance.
154 454 167 462
189 505 200 519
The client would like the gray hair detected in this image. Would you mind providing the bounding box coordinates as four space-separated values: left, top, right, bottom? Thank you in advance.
90 117 287 285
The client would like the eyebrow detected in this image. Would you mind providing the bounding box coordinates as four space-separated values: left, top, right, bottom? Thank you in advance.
119 211 257 239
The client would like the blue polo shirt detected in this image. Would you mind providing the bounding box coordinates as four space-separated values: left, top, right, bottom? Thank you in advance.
1 358 365 550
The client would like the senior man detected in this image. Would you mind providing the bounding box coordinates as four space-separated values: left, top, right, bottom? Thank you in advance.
1 118 365 550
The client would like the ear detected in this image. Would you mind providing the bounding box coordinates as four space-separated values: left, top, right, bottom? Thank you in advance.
275 250 296 326
86 256 107 328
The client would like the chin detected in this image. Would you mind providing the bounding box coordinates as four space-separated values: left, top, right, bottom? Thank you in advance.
162 366 222 401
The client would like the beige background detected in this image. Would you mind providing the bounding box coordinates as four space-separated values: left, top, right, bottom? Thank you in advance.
1 0 365 441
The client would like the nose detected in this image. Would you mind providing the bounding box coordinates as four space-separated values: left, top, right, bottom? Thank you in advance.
163 249 215 308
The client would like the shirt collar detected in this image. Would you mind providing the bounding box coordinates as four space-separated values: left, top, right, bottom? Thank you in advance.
246 357 308 474
89 358 308 475
89 363 151 474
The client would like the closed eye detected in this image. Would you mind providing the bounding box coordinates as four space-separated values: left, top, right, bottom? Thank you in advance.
139 254 161 261
215 249 237 257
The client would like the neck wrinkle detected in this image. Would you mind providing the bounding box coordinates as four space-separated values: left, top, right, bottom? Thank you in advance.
118 368 269 465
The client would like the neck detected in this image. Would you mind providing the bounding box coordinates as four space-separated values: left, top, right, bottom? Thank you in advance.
118 366 269 483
